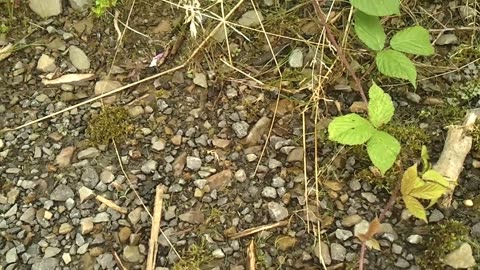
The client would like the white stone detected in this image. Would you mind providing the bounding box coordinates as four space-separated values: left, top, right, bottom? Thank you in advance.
288 48 303 68
37 54 57 72
29 0 62 18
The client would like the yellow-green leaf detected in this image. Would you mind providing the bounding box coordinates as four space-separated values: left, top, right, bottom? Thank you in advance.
426 198 438 209
403 195 427 222
409 183 446 200
413 177 425 189
422 170 449 188
401 164 417 195
421 145 430 171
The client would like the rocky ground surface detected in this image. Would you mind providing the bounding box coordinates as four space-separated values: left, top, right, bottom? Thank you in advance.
1 0 480 270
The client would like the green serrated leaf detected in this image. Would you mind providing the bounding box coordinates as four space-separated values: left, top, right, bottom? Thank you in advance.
403 195 427 222
354 11 386 51
328 114 375 145
390 26 434 56
401 164 418 195
410 183 447 199
422 170 450 188
421 145 430 171
366 130 400 174
376 50 417 87
350 0 400 16
368 82 394 128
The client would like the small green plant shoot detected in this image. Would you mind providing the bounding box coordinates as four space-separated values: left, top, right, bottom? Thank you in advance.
328 82 400 174
93 0 118 16
400 146 450 222
350 0 435 87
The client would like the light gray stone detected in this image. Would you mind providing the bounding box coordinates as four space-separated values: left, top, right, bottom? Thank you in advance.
261 187 277 198
443 242 476 268
193 72 207 88
238 10 264 27
69 0 92 10
123 246 142 262
37 54 57 72
330 243 346 261
50 184 74 201
335 229 353 241
44 247 61 258
428 209 444 222
6 247 18 263
232 121 249 138
186 156 202 170
77 147 99 159
212 248 225 258
32 258 59 270
20 207 36 224
81 166 99 189
289 48 303 68
141 160 158 174
267 202 288 221
313 241 331 265
436 34 458 45
29 0 62 18
69 45 90 70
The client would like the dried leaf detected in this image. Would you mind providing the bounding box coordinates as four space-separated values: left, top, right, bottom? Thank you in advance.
401 164 417 195
275 236 298 251
0 43 13 62
323 180 344 191
366 239 381 251
357 217 380 241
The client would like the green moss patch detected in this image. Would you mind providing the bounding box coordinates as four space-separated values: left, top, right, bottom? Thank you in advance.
86 106 133 145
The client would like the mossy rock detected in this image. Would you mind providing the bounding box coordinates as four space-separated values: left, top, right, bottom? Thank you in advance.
86 106 134 146
417 220 470 269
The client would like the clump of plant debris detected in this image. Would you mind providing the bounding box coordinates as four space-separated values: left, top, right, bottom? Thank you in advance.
417 220 470 269
86 106 133 145
173 239 212 270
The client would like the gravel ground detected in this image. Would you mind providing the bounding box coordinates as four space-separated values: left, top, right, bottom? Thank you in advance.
1 1 480 270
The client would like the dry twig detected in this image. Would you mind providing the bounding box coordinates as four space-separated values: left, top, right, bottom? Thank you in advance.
146 185 165 270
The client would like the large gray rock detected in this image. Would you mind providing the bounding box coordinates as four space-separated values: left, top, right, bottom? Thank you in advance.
29 0 62 18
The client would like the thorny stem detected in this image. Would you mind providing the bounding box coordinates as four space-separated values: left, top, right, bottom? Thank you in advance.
311 0 368 105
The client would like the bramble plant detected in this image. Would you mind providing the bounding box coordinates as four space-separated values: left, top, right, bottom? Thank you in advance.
93 0 118 16
351 0 435 87
328 82 400 175
400 146 450 222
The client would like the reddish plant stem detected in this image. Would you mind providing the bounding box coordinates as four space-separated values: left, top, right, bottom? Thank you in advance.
311 0 368 105
359 180 402 270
